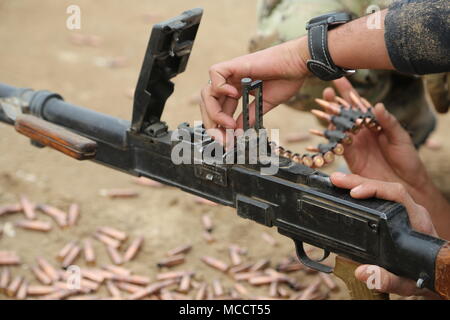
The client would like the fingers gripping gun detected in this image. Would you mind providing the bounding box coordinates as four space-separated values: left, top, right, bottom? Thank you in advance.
1 9 450 300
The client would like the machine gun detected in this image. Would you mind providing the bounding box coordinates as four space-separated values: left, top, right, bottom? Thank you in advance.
0 9 449 300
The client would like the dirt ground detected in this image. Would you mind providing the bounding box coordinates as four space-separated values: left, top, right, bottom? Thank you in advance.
1 0 449 300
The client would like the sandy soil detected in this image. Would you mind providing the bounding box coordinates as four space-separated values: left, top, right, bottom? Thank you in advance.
1 0 449 300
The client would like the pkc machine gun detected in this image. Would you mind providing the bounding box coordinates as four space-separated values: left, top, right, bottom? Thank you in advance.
0 9 449 300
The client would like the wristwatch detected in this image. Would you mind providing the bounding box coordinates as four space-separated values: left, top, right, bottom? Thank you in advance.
306 12 355 81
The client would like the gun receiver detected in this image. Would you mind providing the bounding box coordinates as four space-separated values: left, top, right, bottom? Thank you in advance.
0 8 449 299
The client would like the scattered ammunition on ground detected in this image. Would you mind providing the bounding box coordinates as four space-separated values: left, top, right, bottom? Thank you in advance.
68 294 100 300
202 231 215 244
79 278 101 292
178 273 191 293
102 264 131 277
156 271 192 281
0 203 22 216
106 280 122 298
319 273 338 291
113 274 150 286
19 195 36 220
16 280 28 300
261 232 277 247
123 236 144 262
97 226 128 242
195 283 208 300
99 189 139 199
27 285 56 296
61 245 81 268
335 96 351 109
157 254 185 268
233 272 264 282
212 279 224 297
80 269 104 283
159 289 174 300
233 283 249 296
229 246 242 266
202 214 213 232
0 267 10 291
30 265 52 285
83 239 96 265
68 203 80 226
278 286 290 298
128 279 177 300
93 232 121 249
40 289 79 300
269 281 278 297
15 219 52 232
57 241 77 262
133 177 163 187
250 259 270 272
230 289 242 300
201 256 229 273
38 204 67 228
6 275 23 297
297 279 322 300
106 246 123 265
229 263 253 274
0 251 21 265
115 281 143 294
249 275 275 286
167 244 192 257
276 262 303 273
95 269 115 280
310 291 329 300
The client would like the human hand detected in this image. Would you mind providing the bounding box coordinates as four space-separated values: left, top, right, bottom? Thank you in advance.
320 78 430 203
330 172 440 299
200 37 310 144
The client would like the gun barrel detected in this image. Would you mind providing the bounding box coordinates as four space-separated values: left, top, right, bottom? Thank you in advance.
0 83 129 147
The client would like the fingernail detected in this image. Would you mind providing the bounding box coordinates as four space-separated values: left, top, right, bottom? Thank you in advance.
350 185 363 195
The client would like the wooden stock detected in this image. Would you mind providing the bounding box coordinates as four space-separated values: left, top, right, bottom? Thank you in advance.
15 114 97 160
334 256 389 300
435 243 450 300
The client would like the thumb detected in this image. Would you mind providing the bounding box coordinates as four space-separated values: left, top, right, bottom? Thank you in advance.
373 103 412 145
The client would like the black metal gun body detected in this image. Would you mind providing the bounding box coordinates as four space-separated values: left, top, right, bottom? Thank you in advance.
0 8 448 296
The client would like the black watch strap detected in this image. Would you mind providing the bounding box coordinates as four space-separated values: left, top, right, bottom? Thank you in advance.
306 13 354 81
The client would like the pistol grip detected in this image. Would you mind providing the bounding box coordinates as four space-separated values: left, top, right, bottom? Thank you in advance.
334 256 389 300
15 114 97 160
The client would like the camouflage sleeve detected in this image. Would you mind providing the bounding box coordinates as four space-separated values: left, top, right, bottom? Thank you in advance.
385 0 450 75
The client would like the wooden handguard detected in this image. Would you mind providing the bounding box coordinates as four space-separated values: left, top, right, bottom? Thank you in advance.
435 243 450 299
15 114 97 160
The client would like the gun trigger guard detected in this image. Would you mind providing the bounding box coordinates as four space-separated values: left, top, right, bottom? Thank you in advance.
294 240 333 273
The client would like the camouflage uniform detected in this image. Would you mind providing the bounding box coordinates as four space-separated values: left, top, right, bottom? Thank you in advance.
250 0 438 147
